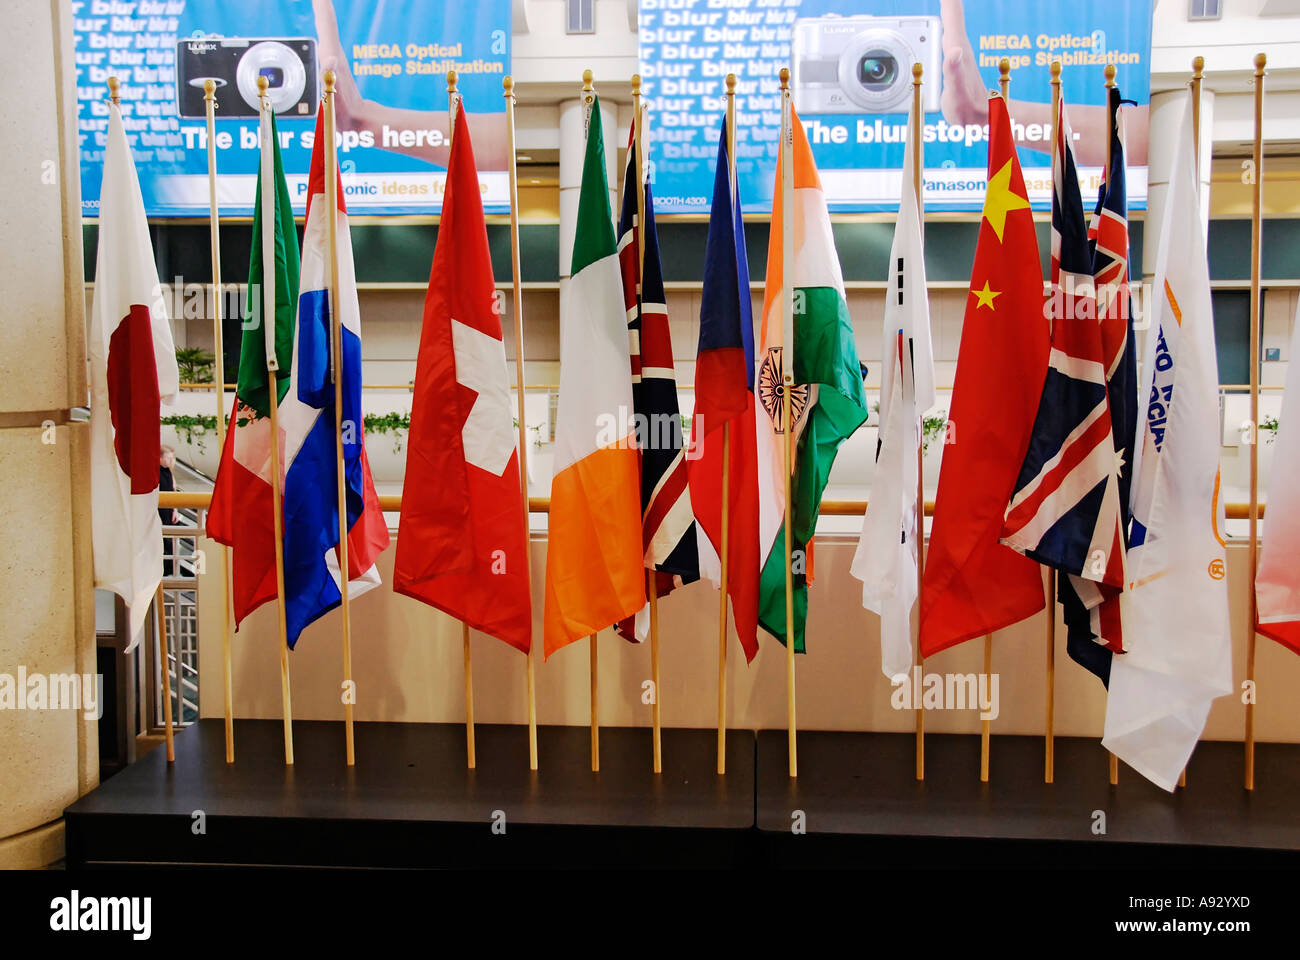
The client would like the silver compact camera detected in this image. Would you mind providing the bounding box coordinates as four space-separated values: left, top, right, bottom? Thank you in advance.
791 14 942 115
175 37 317 118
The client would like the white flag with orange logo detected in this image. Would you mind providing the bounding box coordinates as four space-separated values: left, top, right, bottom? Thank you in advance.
1102 93 1232 791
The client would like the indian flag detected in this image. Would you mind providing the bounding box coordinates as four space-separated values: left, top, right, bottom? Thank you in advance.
755 106 869 651
543 96 646 658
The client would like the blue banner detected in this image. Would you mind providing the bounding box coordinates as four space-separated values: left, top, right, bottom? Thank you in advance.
76 0 511 216
639 0 1153 213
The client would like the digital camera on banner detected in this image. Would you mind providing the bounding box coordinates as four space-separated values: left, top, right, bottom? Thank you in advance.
175 37 318 118
791 14 942 115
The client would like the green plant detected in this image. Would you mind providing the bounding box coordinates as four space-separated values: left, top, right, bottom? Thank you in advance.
922 411 949 453
161 413 219 453
1262 414 1279 443
175 347 215 384
363 411 411 453
868 403 948 454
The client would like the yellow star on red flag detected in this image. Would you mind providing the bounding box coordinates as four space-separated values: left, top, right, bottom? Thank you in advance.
982 159 1031 243
972 281 1001 310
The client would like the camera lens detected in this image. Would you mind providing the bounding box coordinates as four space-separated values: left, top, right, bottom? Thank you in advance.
857 50 898 91
259 66 285 89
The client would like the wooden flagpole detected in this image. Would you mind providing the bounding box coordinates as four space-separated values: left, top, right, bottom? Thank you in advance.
257 75 294 766
911 62 926 783
779 67 798 778
1245 52 1266 792
981 59 1014 784
717 72 738 777
1102 62 1120 788
156 584 175 762
444 70 476 770
1045 59 1063 786
503 75 540 771
582 68 601 774
1178 56 1207 791
323 71 357 766
631 75 663 775
203 78 236 765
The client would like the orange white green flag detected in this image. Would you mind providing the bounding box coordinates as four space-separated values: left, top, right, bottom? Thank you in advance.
755 107 869 651
542 96 646 657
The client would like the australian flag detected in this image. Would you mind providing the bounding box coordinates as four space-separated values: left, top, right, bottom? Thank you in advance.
1001 88 1134 684
614 113 699 640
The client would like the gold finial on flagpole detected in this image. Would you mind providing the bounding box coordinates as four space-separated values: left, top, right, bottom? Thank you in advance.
583 68 594 93
999 57 1011 101
107 76 120 105
324 69 336 95
1104 63 1117 88
257 73 269 104
631 73 641 98
1192 55 1204 81
726 72 736 96
447 69 458 95
1050 60 1061 86
504 74 514 97
203 77 216 102
913 61 923 86
1254 50 1267 74
779 66 789 90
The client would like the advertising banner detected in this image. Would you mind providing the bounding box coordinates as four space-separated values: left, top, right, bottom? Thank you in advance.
639 0 1153 213
76 0 511 216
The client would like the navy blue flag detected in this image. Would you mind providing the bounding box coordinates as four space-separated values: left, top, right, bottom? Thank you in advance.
1062 86 1141 683
1000 90 1128 685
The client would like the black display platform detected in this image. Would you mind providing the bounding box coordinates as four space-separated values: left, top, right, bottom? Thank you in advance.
64 719 757 869
755 730 1300 867
66 722 1300 869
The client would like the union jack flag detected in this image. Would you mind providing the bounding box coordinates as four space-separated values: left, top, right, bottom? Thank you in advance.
1068 86 1142 679
1000 89 1130 681
615 114 699 640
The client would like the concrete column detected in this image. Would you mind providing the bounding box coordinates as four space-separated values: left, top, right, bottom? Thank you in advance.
558 94 620 280
0 0 96 868
1143 87 1215 277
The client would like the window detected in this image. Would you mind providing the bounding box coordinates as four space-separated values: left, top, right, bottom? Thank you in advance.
1189 0 1223 20
567 0 595 34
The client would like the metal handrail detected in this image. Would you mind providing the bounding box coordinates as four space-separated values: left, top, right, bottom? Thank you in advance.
159 490 1266 520
173 382 1289 393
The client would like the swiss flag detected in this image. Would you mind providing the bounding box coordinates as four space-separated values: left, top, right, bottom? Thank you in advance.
919 95 1049 657
393 106 533 652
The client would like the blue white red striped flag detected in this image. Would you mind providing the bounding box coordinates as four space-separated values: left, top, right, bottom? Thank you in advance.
279 105 390 646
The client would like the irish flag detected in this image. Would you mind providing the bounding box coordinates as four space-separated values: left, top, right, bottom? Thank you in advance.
755 107 869 651
542 96 646 658
90 100 179 648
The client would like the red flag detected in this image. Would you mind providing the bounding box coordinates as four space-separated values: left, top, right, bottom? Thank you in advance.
919 95 1049 657
393 107 533 652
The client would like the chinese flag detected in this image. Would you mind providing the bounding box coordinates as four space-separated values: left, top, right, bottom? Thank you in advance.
919 95 1049 658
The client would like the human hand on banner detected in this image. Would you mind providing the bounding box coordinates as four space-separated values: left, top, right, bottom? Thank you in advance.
938 0 1148 167
939 0 990 128
311 0 508 170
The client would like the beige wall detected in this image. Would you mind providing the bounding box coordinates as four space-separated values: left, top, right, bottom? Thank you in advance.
197 533 1300 754
0 0 96 869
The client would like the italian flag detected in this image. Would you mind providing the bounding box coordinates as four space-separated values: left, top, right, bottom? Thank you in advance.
542 97 647 657
755 108 869 651
207 109 300 628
